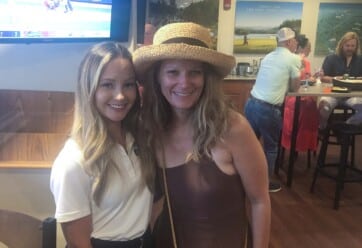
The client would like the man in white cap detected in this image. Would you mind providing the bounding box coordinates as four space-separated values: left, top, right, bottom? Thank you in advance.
244 27 302 192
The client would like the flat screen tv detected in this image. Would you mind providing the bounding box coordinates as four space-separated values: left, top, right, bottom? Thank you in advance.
0 0 131 43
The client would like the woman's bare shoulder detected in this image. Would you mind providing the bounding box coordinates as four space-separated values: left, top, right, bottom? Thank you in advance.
221 110 257 149
226 110 250 134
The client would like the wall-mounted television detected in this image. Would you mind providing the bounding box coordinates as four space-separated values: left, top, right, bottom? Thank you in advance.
0 0 131 43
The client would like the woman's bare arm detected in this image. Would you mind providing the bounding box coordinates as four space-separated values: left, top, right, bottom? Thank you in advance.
61 215 93 248
225 112 271 248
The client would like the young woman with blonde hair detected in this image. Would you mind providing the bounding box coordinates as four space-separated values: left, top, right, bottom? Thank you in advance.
50 41 154 248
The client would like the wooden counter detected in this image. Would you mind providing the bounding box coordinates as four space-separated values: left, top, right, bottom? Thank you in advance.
222 76 255 113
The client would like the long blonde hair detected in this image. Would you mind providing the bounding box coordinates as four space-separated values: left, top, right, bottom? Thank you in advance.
71 42 153 205
336 31 361 56
140 62 232 163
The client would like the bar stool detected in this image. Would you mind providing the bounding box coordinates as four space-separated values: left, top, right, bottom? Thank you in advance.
317 105 356 166
310 122 362 209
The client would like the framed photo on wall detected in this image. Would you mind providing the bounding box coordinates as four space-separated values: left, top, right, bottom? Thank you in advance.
233 1 303 54
143 0 219 49
315 3 362 56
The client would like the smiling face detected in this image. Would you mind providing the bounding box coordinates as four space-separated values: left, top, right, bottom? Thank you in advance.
158 59 205 112
95 57 137 126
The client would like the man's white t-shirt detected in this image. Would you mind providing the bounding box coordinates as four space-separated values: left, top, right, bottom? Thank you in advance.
251 47 301 105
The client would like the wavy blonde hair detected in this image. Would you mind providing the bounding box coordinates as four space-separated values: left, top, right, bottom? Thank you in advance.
336 31 360 56
140 62 232 163
71 42 154 205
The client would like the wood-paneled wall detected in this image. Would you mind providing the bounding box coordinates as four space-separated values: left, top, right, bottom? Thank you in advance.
0 90 74 168
0 82 253 167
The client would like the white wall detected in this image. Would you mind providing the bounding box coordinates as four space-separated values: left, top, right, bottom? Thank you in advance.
0 43 91 92
0 39 136 92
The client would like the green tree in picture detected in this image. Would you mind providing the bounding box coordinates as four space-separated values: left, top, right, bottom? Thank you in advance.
148 0 219 49
315 3 362 55
233 1 303 54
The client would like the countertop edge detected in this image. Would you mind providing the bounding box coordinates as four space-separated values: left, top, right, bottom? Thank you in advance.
0 161 52 169
224 75 256 81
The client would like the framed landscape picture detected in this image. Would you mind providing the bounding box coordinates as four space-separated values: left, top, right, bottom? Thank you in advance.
233 1 303 54
145 0 219 48
315 3 362 56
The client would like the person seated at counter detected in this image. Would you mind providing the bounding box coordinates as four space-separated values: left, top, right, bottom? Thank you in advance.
318 31 362 128
244 27 301 193
281 34 319 153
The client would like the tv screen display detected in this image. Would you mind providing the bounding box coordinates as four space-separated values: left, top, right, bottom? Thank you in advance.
0 0 131 43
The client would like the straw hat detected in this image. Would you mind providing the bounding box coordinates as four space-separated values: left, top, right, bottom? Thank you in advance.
133 22 235 82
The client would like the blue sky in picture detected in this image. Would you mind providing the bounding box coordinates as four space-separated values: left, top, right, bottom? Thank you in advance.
235 1 303 29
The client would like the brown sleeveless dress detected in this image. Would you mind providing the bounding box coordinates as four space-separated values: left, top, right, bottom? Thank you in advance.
153 156 251 248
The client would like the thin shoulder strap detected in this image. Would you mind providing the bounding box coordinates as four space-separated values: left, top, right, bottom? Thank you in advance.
161 148 178 248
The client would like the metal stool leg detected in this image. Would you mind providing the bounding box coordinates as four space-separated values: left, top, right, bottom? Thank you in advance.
310 128 330 193
334 134 350 210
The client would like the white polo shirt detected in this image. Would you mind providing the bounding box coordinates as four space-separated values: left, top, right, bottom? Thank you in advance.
50 134 152 240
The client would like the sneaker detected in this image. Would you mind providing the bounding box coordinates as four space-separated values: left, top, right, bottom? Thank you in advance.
269 182 281 193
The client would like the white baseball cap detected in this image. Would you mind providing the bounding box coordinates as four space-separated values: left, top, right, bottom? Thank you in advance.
276 27 295 42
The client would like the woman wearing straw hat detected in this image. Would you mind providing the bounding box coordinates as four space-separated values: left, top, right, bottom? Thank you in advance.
133 22 270 248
